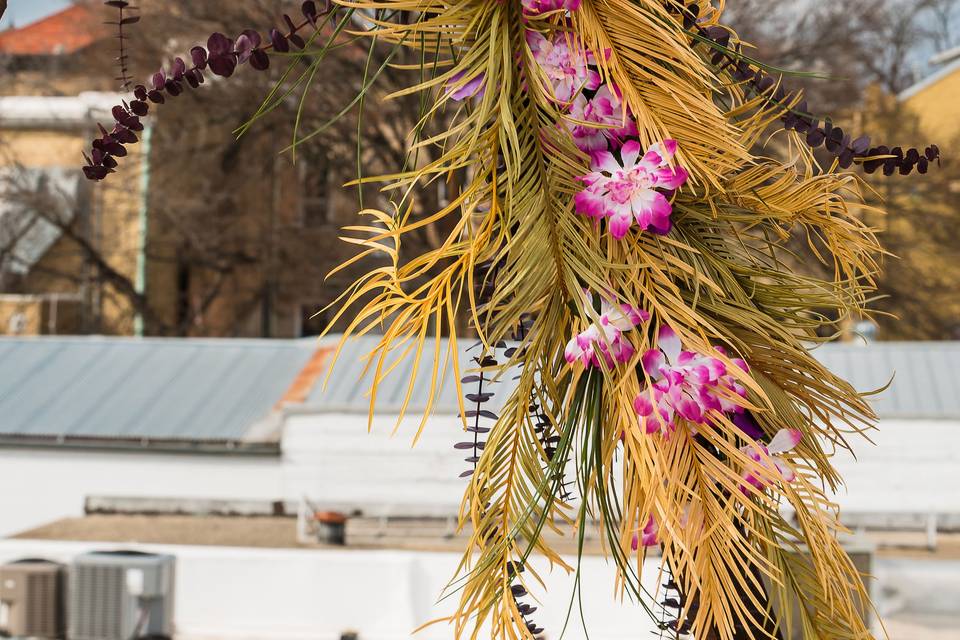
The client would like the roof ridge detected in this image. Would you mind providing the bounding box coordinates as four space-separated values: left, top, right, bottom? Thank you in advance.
0 3 96 32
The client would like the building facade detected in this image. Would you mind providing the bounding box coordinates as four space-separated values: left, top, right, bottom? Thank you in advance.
0 3 387 338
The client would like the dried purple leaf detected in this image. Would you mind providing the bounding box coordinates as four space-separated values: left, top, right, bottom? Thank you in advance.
302 0 318 23
172 57 186 80
164 79 183 96
270 28 290 53
208 53 237 77
250 49 270 71
289 33 306 49
190 46 208 69
207 32 233 55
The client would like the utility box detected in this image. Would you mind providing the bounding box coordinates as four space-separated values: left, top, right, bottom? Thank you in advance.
69 551 175 640
0 558 66 639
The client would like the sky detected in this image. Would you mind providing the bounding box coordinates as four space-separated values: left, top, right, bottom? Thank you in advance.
0 0 72 30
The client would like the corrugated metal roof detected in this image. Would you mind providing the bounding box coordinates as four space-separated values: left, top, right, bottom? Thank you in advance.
311 336 960 419
1 336 956 450
310 335 475 414
811 341 960 419
0 336 318 446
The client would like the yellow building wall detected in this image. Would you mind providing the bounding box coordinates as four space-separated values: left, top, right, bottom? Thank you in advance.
903 66 960 141
0 127 148 335
0 297 43 334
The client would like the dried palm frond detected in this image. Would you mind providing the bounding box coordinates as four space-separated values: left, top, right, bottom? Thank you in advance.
318 1 912 638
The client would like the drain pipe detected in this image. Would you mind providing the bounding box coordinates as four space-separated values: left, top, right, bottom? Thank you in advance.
133 123 153 337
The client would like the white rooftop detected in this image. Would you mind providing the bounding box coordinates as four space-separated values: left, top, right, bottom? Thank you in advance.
0 91 125 126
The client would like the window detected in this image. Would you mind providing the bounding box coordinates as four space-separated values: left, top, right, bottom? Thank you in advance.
0 166 79 276
299 304 328 337
175 260 191 329
299 160 330 227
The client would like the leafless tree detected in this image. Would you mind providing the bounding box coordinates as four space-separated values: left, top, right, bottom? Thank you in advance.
725 0 960 339
133 2 453 336
921 0 960 52
722 0 944 107
2 0 452 336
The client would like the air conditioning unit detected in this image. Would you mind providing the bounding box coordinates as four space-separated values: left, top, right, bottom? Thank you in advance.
765 535 874 639
69 551 175 640
0 558 65 639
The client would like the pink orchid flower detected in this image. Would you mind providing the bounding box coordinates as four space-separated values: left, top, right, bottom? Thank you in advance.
522 0 582 15
630 515 659 551
526 30 601 103
446 70 486 101
565 291 649 368
574 139 688 238
740 428 802 493
567 84 639 152
634 326 749 435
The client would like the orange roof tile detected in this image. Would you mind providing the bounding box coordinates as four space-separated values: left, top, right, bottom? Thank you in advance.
0 4 108 56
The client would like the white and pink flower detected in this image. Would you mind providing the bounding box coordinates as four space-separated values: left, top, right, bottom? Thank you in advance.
567 84 638 152
740 428 802 493
634 326 749 435
574 139 688 238
630 515 659 551
565 291 649 369
526 30 601 104
446 69 486 101
629 505 702 551
522 0 582 15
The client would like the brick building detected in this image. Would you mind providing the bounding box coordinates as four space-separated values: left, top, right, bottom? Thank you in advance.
0 2 385 338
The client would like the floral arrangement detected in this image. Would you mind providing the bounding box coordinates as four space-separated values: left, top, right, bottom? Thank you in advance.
86 1 941 638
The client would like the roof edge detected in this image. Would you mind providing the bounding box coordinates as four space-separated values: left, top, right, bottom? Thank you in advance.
899 57 960 102
0 433 280 456
281 402 463 417
0 91 128 128
0 334 320 348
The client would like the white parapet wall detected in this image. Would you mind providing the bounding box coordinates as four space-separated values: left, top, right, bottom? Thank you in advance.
826 419 960 526
0 539 665 640
3 415 960 539
1 539 955 639
282 412 960 526
279 412 469 517
0 448 283 537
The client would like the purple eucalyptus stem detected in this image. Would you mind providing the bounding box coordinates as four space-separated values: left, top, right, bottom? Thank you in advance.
670 2 941 176
83 1 332 181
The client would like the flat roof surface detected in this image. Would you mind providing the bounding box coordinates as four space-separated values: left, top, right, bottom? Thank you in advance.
12 514 960 561
9 514 598 555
